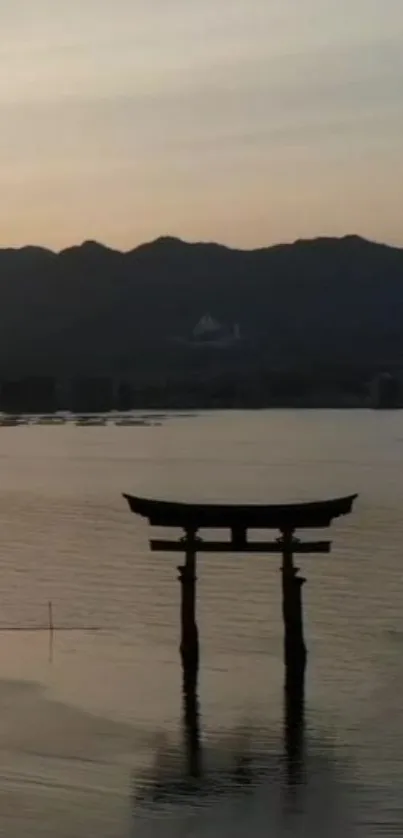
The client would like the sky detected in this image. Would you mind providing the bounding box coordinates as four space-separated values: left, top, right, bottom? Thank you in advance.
1 0 403 250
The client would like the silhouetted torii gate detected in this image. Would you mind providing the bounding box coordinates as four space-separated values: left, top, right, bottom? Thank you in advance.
123 493 357 697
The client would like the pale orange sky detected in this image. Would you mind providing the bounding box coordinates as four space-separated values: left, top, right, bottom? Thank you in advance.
1 0 403 250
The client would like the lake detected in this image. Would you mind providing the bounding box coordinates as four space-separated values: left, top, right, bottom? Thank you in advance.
0 410 402 837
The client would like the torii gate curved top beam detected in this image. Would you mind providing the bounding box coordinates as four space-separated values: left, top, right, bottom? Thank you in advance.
123 493 357 531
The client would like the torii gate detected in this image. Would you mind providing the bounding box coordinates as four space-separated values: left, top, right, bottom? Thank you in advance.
123 493 357 697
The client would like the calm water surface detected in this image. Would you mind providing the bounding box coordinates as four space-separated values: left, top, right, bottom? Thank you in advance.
0 410 402 836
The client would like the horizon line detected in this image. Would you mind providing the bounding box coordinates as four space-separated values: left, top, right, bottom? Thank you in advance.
0 232 399 257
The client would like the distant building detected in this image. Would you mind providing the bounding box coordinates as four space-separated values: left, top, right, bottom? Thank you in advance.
190 314 241 348
371 372 402 409
71 377 114 413
0 377 57 413
116 381 133 411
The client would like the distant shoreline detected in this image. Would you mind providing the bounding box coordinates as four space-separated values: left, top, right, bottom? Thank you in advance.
1 403 401 420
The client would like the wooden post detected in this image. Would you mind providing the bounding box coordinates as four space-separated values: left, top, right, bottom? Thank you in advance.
178 528 199 691
178 527 201 777
182 671 202 778
281 529 307 691
281 529 306 785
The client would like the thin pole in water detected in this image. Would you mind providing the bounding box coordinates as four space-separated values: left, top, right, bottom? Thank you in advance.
48 601 54 633
48 601 54 664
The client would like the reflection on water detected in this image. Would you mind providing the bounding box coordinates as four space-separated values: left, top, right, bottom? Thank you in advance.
130 656 360 838
284 678 305 790
182 668 202 782
134 681 306 802
131 692 359 838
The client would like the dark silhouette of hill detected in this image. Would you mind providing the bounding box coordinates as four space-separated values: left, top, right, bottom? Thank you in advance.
0 234 402 377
